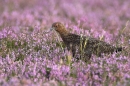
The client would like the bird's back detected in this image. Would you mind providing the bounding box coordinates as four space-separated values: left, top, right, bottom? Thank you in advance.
62 33 122 56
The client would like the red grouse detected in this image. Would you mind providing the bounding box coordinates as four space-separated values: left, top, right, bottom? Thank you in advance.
50 22 122 61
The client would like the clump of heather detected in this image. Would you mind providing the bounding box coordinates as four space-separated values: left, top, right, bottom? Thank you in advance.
0 0 130 86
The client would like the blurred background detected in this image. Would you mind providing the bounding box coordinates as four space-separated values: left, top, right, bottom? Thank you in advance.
0 0 130 28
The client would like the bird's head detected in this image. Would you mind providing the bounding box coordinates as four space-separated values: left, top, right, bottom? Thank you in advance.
50 22 69 36
51 22 65 32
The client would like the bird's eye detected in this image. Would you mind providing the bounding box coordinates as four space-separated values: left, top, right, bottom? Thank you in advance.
55 24 58 27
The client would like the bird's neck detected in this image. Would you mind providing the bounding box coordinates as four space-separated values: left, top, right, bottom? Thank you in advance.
57 28 69 37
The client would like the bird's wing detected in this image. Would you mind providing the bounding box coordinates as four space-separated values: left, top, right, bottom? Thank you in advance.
86 37 116 53
64 33 81 44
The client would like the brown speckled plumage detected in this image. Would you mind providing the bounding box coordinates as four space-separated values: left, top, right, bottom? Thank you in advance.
51 22 122 61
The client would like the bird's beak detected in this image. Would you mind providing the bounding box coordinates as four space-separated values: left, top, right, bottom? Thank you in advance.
50 27 54 31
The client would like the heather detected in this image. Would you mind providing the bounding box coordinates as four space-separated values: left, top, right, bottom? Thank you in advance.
0 0 130 86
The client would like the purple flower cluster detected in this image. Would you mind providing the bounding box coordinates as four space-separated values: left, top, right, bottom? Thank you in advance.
0 0 130 86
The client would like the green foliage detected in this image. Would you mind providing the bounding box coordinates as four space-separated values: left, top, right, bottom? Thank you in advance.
70 72 77 78
45 67 52 79
28 26 34 32
34 45 42 52
56 41 66 48
15 53 25 63
3 38 28 49
6 40 16 49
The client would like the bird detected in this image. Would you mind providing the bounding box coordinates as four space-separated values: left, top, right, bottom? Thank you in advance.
50 22 122 62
